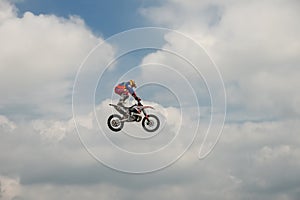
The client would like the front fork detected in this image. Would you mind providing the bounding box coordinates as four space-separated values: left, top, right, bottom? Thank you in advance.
143 109 150 123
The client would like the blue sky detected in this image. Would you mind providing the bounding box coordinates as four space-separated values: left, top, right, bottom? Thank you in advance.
1 0 300 199
15 0 158 37
13 0 172 113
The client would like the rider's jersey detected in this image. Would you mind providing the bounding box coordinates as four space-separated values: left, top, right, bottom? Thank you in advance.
116 81 135 94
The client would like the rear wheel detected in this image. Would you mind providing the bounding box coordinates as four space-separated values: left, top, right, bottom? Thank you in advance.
107 114 124 132
142 114 160 132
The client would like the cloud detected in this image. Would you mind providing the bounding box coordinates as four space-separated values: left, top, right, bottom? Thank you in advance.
0 1 115 119
1 0 300 199
31 119 74 141
0 115 16 131
0 176 20 200
211 0 300 119
0 0 17 23
19 183 128 200
212 119 300 199
1 110 300 199
136 0 300 199
140 0 300 120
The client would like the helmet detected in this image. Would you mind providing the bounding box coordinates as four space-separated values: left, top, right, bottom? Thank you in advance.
129 80 136 88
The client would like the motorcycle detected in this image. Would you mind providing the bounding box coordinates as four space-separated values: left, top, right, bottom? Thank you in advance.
107 101 160 132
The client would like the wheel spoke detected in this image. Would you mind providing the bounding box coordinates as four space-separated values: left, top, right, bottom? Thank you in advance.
142 115 160 132
107 114 124 132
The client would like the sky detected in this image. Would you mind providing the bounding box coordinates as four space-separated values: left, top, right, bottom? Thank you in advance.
14 0 160 37
0 0 300 199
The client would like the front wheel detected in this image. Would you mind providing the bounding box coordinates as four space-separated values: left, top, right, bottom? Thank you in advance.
107 114 124 132
142 114 160 132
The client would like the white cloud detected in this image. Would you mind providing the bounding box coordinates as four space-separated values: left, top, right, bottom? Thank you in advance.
32 119 74 141
1 0 300 199
255 145 292 164
140 0 300 119
1 110 300 199
135 0 300 199
0 115 16 131
0 1 115 119
211 0 300 119
0 176 20 200
0 1 16 23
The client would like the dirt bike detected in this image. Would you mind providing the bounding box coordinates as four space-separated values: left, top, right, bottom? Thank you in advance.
107 100 160 132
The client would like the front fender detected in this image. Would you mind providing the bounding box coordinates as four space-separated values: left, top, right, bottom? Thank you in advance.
142 105 155 110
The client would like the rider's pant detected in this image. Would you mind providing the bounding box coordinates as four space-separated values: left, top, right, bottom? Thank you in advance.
115 87 129 104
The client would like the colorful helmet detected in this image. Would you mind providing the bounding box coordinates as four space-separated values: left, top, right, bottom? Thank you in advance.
129 80 136 88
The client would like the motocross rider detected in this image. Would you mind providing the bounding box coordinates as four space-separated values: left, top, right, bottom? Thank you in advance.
114 80 141 107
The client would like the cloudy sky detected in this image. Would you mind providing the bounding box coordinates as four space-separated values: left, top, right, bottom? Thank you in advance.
1 0 300 199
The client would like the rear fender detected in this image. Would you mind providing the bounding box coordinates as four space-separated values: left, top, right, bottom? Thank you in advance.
109 104 127 115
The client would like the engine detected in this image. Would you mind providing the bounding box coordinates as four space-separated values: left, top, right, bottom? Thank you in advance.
132 114 142 122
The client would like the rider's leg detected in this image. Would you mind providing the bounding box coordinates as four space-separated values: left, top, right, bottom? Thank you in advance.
118 92 129 106
115 88 130 119
115 87 123 105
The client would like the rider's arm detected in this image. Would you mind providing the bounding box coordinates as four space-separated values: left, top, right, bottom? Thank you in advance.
125 82 141 101
132 92 141 101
